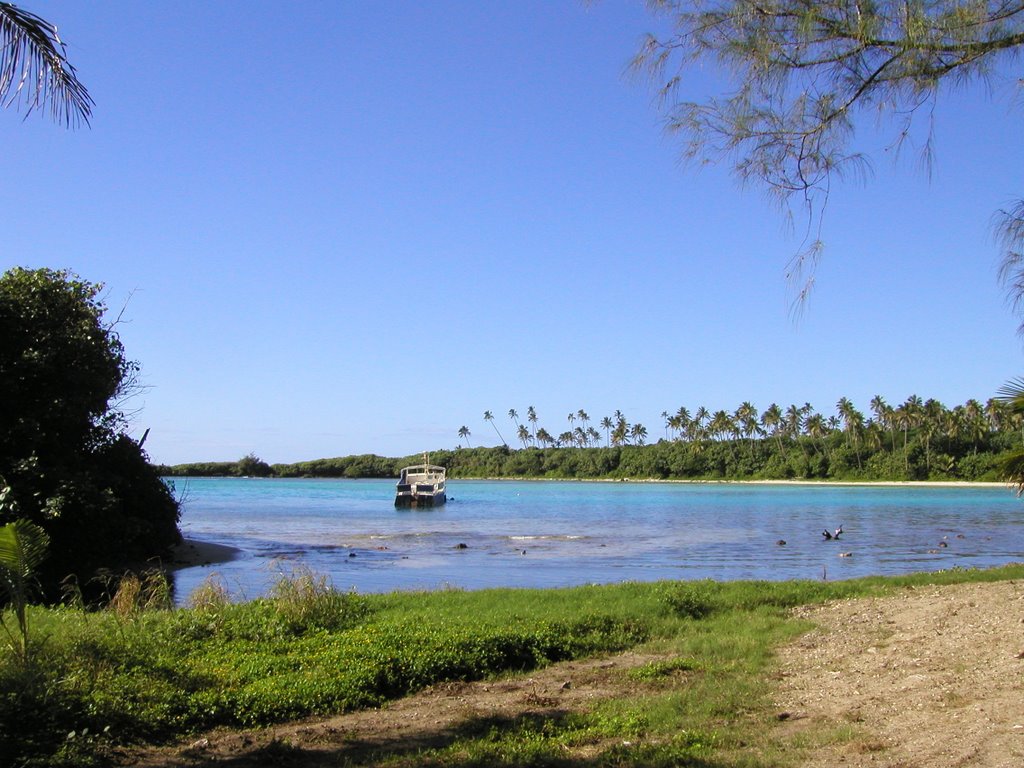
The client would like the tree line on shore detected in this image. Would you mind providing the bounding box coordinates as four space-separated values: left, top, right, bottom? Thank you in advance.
162 394 1023 482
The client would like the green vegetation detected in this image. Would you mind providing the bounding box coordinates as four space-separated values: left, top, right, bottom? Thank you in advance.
163 395 1021 481
4 564 1022 767
0 268 181 595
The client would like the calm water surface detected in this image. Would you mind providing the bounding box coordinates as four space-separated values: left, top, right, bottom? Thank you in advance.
168 478 1024 602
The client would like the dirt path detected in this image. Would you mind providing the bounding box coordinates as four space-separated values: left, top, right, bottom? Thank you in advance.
774 580 1024 767
121 580 1024 767
119 650 665 767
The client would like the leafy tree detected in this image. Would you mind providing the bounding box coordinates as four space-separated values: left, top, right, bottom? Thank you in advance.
0 268 180 593
236 453 272 477
1 1 93 126
638 1 1024 305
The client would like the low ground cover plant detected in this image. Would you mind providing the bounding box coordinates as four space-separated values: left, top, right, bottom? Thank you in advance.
3 564 1022 767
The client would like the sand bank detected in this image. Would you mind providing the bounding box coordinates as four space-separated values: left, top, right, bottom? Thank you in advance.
169 538 241 570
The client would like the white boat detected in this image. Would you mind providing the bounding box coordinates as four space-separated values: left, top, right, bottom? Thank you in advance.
395 455 446 507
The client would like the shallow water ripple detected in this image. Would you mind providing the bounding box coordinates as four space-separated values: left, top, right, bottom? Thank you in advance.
168 478 1024 603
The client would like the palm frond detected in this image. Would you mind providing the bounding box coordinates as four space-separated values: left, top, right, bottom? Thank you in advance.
0 1 93 127
999 451 1024 496
996 377 1024 413
0 519 50 590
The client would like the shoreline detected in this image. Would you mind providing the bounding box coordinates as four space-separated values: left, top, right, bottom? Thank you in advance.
167 474 1010 488
454 477 1010 488
168 538 241 570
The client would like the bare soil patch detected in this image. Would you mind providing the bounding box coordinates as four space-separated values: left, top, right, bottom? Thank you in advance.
118 651 664 767
775 580 1024 767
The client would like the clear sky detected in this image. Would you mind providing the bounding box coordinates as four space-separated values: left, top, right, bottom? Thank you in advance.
3 1 1022 465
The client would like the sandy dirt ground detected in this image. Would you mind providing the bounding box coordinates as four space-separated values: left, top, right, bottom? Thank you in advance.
773 579 1024 767
120 580 1024 767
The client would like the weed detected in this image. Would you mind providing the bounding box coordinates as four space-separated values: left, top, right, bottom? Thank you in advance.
628 656 699 682
187 573 230 612
268 562 370 634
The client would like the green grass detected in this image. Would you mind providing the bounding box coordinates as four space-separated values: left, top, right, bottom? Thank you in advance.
3 563 1023 767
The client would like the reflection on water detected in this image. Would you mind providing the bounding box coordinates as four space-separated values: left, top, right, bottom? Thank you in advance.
168 478 1024 604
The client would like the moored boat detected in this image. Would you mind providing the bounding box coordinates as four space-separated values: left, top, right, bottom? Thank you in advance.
395 455 446 507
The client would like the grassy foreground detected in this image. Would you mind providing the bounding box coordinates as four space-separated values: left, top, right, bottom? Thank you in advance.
3 564 1023 767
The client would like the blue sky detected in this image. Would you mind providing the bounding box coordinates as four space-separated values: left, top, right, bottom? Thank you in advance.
3 1 1022 465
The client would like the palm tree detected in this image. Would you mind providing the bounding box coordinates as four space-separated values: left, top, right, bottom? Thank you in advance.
527 406 538 446
784 404 804 443
611 419 629 447
535 427 553 448
963 399 988 454
805 413 830 458
760 403 785 457
735 401 759 457
870 395 897 452
630 422 648 445
508 409 521 434
1 2 93 126
709 410 734 442
0 518 50 663
517 424 531 448
577 409 589 428
483 411 506 447
457 426 471 448
836 398 865 469
674 406 692 442
573 426 587 447
921 399 947 473
600 416 613 446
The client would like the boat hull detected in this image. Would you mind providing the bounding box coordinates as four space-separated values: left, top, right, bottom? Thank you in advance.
394 490 446 508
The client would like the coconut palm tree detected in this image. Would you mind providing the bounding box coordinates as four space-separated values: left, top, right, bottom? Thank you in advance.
600 416 613 446
760 403 785 457
870 395 897 452
0 517 50 663
577 409 589 432
527 406 538 446
674 406 692 442
611 419 629 447
483 411 506 447
709 410 734 442
457 426 471 448
573 426 587 447
1 2 93 126
630 423 648 445
517 424 531 448
805 413 830 458
508 409 521 434
735 401 760 457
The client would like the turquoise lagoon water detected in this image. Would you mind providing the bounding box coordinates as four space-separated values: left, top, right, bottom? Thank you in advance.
168 477 1024 603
